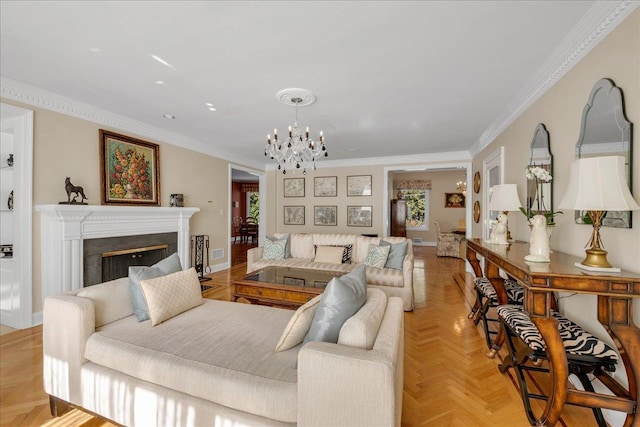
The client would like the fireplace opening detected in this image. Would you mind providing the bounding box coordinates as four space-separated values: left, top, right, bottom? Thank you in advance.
83 232 178 286
102 245 169 283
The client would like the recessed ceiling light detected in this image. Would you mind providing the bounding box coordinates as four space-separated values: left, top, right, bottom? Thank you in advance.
208 107 216 111
150 54 176 71
155 80 165 85
88 47 101 53
163 114 175 119
205 102 213 107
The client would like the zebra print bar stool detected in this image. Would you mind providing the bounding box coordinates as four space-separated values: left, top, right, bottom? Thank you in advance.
497 304 619 427
471 277 524 355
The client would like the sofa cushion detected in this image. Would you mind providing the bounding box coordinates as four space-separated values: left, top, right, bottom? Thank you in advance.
267 234 291 258
355 236 381 263
263 238 287 260
313 246 345 264
140 268 204 326
380 240 408 270
77 277 133 327
365 244 390 269
365 266 404 288
290 233 315 259
304 265 367 344
275 294 322 352
85 300 299 423
338 288 387 349
129 252 183 322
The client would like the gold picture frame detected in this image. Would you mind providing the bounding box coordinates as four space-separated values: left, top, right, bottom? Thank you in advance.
99 130 160 206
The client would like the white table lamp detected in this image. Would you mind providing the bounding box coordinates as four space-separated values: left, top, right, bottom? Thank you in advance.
488 184 522 243
558 156 639 271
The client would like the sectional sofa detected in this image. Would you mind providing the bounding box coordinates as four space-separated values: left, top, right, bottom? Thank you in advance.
43 271 405 426
247 233 415 311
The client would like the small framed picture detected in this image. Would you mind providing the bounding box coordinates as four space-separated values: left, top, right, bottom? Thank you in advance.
347 175 372 196
314 205 337 226
284 206 305 225
445 192 466 208
314 176 337 197
284 178 305 197
99 130 160 206
347 205 373 227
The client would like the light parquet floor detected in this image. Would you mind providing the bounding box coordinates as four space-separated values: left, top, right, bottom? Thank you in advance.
0 246 599 426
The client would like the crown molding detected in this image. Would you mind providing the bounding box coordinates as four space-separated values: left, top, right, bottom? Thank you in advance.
468 0 639 157
0 76 264 170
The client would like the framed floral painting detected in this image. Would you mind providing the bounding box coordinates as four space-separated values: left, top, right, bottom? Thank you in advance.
99 130 160 205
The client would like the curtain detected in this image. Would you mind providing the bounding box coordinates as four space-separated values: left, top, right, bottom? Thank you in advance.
241 183 259 192
396 179 431 190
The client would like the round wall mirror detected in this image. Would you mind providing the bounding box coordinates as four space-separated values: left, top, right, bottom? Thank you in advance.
575 78 632 228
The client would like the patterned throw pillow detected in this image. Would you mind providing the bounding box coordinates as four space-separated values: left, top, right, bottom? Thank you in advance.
139 268 204 326
263 238 287 260
266 234 291 258
364 244 390 269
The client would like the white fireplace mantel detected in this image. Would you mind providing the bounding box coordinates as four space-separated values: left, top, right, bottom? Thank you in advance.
36 204 199 301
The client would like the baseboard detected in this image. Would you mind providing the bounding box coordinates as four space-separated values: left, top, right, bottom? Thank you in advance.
411 241 436 247
208 262 230 273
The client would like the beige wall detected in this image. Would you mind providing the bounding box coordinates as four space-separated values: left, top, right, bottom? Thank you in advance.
391 170 467 243
0 98 232 312
470 8 640 392
268 166 385 235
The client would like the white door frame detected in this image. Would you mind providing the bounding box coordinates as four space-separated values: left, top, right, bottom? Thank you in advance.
482 146 505 241
0 103 33 329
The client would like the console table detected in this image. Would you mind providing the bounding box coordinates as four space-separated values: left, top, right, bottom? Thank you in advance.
466 238 639 426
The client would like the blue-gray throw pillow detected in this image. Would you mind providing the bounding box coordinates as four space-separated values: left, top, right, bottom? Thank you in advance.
266 234 291 258
303 264 367 344
380 240 408 270
129 252 182 322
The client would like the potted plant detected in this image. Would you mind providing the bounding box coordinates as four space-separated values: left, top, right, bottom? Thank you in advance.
520 165 563 226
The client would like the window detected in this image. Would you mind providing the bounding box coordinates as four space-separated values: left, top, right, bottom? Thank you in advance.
401 189 430 231
247 191 259 221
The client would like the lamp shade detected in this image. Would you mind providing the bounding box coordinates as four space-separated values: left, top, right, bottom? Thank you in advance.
558 156 639 211
488 184 522 212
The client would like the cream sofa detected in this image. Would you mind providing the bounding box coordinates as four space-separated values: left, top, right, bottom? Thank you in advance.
43 276 404 427
247 233 414 311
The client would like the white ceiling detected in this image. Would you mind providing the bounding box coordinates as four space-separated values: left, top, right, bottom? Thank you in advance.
0 1 636 171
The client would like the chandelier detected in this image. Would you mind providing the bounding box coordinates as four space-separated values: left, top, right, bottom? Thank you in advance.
456 176 467 195
265 88 327 174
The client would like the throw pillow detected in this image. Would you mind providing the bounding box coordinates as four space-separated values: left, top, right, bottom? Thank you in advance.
139 268 204 326
275 294 322 352
380 240 408 270
263 238 287 260
129 252 182 322
266 234 291 258
364 244 390 269
304 265 367 344
313 246 345 264
313 244 353 263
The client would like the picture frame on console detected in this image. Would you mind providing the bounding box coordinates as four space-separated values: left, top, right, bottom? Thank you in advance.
99 130 160 206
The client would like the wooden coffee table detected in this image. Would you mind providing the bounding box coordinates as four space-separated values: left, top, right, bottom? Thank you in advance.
233 266 345 309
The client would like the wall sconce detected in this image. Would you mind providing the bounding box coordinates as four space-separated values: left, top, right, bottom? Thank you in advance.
232 201 240 208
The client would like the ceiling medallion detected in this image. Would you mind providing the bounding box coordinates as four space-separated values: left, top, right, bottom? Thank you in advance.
265 88 327 174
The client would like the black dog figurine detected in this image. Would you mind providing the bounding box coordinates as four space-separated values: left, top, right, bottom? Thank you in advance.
64 177 88 204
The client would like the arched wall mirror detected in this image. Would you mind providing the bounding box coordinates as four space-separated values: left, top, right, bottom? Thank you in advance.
575 78 632 228
526 123 553 218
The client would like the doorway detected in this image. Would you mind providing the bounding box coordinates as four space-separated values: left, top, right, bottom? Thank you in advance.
230 165 264 266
